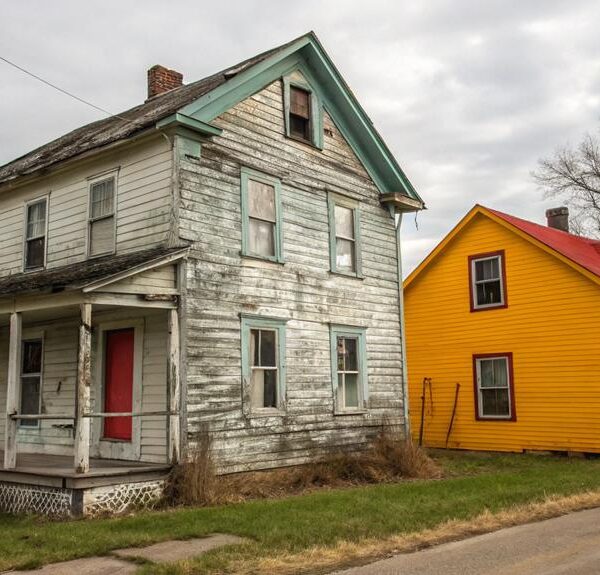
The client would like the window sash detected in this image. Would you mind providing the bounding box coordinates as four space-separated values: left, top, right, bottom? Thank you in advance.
476 357 512 419
332 330 366 412
89 178 115 221
329 197 361 276
24 199 47 269
20 339 43 428
471 255 505 308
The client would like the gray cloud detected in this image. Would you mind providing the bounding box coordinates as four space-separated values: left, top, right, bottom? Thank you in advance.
1 0 599 272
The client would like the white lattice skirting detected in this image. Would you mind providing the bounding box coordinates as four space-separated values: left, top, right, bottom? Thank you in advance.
0 479 165 517
84 479 165 516
0 483 73 517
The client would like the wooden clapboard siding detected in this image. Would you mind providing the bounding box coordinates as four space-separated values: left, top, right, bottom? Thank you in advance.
0 136 173 277
405 213 600 453
0 309 169 462
96 264 177 295
178 77 404 471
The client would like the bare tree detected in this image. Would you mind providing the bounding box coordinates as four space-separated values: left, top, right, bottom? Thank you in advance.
533 133 600 237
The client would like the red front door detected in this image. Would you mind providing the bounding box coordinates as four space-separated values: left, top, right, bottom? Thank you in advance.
103 328 134 441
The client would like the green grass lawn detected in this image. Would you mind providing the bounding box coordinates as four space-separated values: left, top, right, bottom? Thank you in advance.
1 451 599 573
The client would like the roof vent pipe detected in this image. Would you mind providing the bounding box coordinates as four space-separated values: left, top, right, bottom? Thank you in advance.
545 207 569 233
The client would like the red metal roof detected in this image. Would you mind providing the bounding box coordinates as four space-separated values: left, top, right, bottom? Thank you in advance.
486 206 600 279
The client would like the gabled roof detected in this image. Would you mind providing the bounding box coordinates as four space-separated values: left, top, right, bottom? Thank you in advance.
0 32 423 207
0 246 187 296
404 205 600 289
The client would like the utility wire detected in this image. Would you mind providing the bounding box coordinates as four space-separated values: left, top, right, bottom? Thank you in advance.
0 55 141 126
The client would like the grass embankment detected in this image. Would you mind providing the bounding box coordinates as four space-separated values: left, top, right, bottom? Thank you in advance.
1 451 599 574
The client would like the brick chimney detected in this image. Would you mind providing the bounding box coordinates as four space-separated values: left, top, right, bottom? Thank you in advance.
545 206 569 233
147 65 183 100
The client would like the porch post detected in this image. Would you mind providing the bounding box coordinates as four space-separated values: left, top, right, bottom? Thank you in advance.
4 312 22 469
74 303 92 473
167 307 181 464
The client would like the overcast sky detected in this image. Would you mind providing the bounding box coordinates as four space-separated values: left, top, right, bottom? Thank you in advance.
1 1 599 272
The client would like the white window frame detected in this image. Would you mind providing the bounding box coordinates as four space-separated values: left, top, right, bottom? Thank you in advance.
474 355 513 420
87 170 118 258
19 336 44 429
23 195 49 271
470 253 505 310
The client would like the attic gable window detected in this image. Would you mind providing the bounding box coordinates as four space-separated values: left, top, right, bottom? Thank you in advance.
283 76 323 149
24 197 48 271
469 251 507 311
88 174 116 257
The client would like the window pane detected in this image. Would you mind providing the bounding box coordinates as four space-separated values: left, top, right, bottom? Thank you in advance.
250 369 278 408
476 280 502 306
290 87 310 119
259 330 277 367
344 373 359 408
27 201 47 239
90 179 115 219
337 338 345 371
22 341 42 373
479 359 495 388
248 179 276 221
336 238 355 272
290 115 310 141
493 358 508 388
249 218 275 257
342 337 358 371
335 205 354 239
475 257 500 281
20 375 41 426
89 216 115 256
25 238 45 269
481 388 510 417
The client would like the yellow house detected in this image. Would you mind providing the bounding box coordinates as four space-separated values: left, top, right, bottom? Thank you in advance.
403 205 600 454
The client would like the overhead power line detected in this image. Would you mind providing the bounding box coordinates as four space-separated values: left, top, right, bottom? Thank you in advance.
0 55 139 125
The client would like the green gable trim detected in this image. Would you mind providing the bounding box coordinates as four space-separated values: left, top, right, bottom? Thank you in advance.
329 324 369 413
240 166 284 264
241 314 288 416
282 74 324 149
155 112 222 137
176 33 423 206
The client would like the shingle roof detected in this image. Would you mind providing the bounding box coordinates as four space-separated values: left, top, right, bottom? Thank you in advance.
0 246 185 296
0 35 305 186
486 207 600 279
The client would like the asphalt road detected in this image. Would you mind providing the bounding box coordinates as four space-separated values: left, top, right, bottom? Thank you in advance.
332 507 600 575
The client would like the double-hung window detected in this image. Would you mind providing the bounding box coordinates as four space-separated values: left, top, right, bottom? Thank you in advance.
328 194 362 277
20 339 43 428
88 175 116 257
330 325 368 412
474 353 515 420
241 168 283 262
24 198 47 270
241 316 287 414
469 251 506 310
283 76 323 148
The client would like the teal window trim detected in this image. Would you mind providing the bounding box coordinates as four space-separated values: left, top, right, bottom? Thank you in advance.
241 315 288 416
240 166 284 263
330 324 368 414
327 193 363 278
283 75 324 149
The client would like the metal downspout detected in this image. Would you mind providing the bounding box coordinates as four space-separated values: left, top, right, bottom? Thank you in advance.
395 211 411 439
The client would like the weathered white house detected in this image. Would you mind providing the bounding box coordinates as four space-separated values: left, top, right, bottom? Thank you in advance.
0 32 424 515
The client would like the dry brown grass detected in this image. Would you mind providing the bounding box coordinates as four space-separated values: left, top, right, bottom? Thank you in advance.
166 425 217 506
228 490 600 575
167 426 440 506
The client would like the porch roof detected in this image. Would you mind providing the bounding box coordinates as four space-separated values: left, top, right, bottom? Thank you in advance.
0 246 187 297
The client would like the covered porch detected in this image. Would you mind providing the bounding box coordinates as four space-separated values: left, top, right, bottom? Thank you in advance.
0 247 187 515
